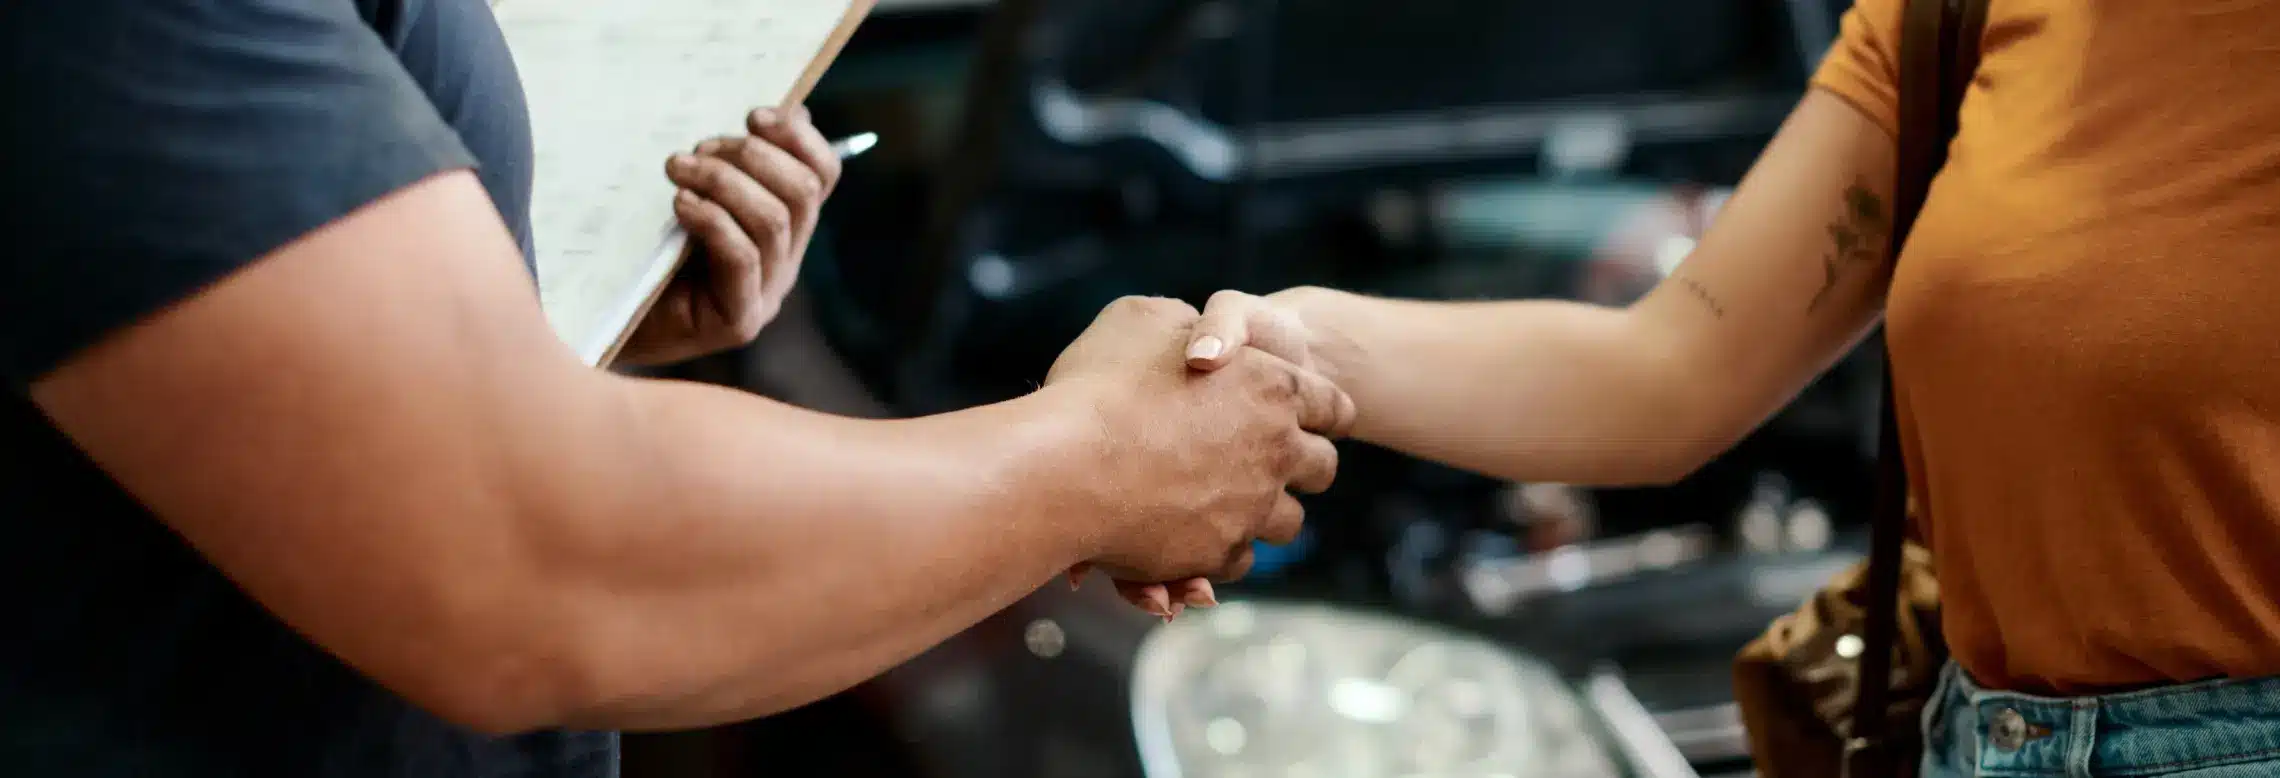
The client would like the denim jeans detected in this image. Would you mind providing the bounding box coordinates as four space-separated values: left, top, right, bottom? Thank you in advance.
1921 661 2280 777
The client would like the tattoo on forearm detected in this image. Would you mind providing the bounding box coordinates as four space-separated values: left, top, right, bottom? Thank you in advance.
1674 275 1726 318
1806 181 1891 314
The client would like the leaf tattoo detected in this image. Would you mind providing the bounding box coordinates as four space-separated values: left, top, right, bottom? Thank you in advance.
1806 181 1890 314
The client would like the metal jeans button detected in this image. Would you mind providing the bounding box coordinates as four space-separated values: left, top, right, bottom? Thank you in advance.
1989 707 2028 751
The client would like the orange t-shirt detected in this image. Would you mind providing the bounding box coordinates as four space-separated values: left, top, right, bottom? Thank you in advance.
1815 0 2280 694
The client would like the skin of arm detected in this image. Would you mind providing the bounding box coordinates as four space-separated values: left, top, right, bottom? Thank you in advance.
1286 90 1900 485
29 171 1125 735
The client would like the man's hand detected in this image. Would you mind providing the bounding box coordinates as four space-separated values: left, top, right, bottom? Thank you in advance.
618 106 842 366
1043 296 1353 593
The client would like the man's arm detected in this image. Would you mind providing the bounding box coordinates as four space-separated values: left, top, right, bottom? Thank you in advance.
14 0 1341 735
1197 90 1900 486
29 172 1108 732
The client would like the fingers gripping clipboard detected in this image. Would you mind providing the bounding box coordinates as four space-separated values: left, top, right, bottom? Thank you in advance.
494 0 876 366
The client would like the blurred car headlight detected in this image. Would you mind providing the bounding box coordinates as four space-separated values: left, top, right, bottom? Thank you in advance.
1131 601 1621 778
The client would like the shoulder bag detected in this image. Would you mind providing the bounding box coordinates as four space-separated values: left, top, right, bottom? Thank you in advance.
1730 0 1988 776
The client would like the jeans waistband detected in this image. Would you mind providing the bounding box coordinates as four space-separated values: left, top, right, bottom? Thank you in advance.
1933 662 2280 777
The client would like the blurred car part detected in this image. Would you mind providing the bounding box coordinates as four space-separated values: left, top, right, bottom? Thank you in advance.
1133 601 1623 778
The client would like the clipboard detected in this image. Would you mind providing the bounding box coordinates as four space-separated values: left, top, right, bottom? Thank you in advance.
496 0 877 366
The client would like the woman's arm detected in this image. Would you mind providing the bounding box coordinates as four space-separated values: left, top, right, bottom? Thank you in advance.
1193 89 1900 485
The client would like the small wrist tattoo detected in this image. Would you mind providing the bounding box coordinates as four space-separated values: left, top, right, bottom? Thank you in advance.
1675 276 1726 318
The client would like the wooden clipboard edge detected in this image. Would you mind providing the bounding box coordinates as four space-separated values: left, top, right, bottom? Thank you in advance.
595 0 879 369
783 0 880 115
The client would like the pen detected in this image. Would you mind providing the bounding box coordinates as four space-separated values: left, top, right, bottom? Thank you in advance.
829 132 878 160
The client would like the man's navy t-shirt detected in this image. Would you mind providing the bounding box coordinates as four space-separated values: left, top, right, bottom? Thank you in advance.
0 0 612 775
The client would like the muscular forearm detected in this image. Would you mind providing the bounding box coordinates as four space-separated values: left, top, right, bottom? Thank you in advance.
29 172 1240 740
465 377 1101 733
1291 288 1727 486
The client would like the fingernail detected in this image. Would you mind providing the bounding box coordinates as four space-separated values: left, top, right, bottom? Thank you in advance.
695 139 723 155
1187 335 1225 361
1184 589 1218 608
750 107 780 125
673 189 696 206
1144 589 1174 619
669 154 695 173
1169 603 1185 619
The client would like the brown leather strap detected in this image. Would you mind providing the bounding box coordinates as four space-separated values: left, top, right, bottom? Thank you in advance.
1845 0 1985 769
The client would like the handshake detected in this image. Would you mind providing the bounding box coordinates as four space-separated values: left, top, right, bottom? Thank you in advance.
1040 290 1346 620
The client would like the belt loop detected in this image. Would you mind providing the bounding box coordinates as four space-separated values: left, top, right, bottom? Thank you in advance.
1923 661 1959 750
2065 700 2099 778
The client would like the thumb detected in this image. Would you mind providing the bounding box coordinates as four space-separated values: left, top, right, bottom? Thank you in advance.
1186 290 1258 370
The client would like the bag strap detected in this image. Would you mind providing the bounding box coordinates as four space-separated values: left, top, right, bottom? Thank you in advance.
1845 0 1987 764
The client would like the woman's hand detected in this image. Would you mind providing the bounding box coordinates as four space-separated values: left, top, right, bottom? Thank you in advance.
618 106 841 366
1073 288 1354 620
1180 288 1341 380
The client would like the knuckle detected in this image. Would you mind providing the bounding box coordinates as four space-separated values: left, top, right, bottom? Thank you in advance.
755 200 793 236
693 203 736 235
699 159 740 190
1267 303 1306 333
1332 393 1359 438
1150 296 1201 317
1235 364 1278 400
789 169 825 204
1276 506 1307 539
1218 521 1246 552
1109 295 1177 318
715 229 761 266
817 157 845 190
1272 433 1301 474
1205 289 1253 311
728 137 769 169
1247 362 1297 400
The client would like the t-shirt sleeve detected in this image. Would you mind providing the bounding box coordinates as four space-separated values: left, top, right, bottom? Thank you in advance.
0 0 476 387
1812 0 1906 138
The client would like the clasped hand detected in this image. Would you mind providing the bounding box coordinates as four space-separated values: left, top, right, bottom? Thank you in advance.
1045 291 1345 620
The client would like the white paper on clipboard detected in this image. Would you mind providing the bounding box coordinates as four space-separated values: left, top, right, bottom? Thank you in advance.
495 0 871 365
